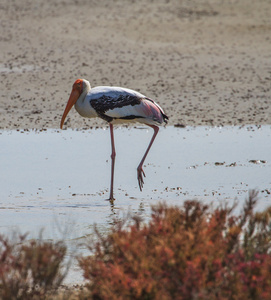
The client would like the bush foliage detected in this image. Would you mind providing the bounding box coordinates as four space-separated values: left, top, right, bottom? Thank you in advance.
1 191 271 299
0 233 66 300
79 191 271 300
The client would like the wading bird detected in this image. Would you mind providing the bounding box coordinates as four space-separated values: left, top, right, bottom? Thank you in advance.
60 79 168 201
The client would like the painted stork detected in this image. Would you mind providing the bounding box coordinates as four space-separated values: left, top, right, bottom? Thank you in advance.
60 79 168 201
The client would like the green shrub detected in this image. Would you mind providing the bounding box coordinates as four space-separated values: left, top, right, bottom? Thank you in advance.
79 191 271 299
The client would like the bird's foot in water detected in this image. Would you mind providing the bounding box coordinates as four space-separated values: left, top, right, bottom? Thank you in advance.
107 193 115 202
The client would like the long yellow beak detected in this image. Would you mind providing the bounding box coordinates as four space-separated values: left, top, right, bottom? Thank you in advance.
60 89 80 129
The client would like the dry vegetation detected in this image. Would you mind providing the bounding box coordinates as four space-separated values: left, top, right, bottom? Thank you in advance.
0 234 66 299
1 191 271 299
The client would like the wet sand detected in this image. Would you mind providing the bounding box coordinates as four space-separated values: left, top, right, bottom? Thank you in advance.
1 0 271 130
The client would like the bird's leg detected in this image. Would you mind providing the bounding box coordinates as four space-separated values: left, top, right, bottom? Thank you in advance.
137 125 159 191
109 123 116 201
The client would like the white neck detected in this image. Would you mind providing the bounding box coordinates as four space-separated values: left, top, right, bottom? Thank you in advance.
74 79 96 118
78 79 91 105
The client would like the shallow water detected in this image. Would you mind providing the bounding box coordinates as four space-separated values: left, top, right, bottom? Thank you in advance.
1 125 270 283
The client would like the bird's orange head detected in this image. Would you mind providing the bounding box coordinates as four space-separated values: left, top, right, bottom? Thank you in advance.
60 79 84 129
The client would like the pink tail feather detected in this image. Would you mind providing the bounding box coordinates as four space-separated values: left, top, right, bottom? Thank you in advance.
141 98 168 124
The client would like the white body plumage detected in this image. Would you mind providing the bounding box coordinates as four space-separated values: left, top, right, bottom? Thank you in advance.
73 79 168 126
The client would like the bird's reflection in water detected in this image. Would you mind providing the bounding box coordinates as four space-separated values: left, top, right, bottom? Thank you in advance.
106 198 146 228
109 198 115 212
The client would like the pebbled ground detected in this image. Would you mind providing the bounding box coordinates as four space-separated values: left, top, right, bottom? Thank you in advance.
0 0 270 130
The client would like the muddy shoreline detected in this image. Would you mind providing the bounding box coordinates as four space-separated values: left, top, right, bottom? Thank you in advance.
1 0 271 130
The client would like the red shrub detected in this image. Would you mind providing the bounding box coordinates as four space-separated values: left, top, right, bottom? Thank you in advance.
79 191 271 299
0 233 66 299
